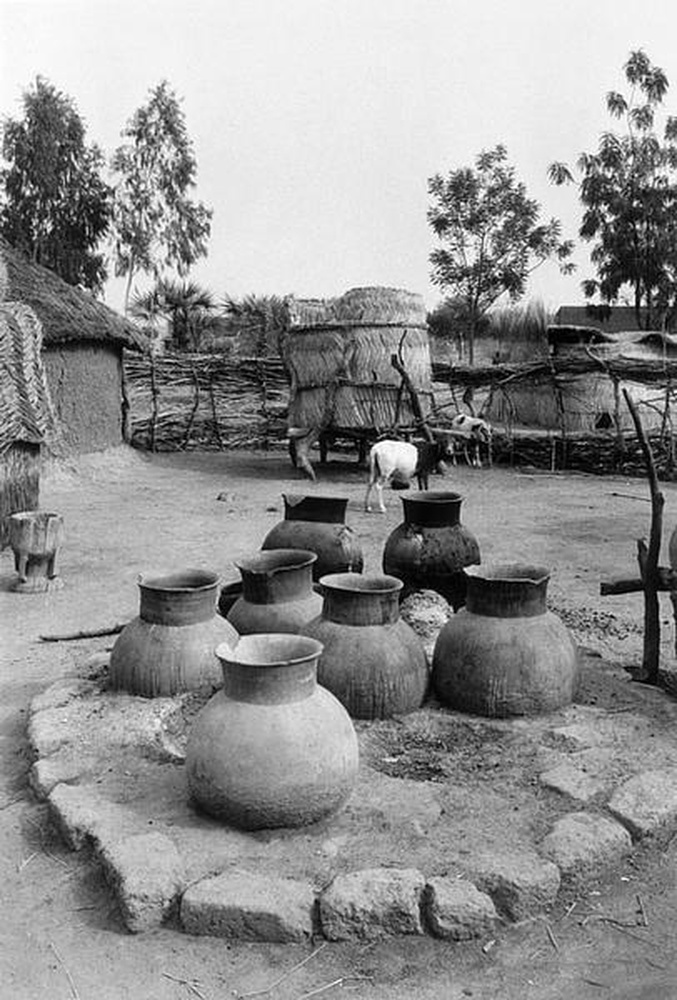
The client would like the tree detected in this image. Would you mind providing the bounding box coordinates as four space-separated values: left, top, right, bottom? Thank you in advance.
130 278 218 352
223 294 292 357
428 145 574 364
549 50 677 330
0 77 112 291
111 81 212 312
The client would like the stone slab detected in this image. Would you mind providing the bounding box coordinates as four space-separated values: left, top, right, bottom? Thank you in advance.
539 811 632 875
539 762 607 803
100 832 185 933
469 853 561 922
608 768 677 840
181 870 314 941
319 867 425 940
423 877 498 940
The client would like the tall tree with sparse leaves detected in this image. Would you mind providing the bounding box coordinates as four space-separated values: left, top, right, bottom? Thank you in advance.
428 145 574 364
550 50 677 330
111 80 212 312
0 77 112 291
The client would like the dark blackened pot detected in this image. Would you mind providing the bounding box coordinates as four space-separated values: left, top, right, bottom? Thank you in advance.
382 492 480 610
261 494 364 580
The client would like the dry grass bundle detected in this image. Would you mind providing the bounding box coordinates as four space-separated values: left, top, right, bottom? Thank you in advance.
0 302 59 453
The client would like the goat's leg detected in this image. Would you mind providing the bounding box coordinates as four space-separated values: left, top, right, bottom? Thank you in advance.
365 477 375 512
376 480 387 513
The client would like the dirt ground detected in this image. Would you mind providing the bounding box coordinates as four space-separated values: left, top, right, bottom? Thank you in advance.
3 446 677 1000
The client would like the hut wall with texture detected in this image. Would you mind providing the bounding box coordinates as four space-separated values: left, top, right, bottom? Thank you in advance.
43 342 125 452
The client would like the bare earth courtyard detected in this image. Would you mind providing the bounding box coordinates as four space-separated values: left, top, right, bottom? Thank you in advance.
3 447 677 999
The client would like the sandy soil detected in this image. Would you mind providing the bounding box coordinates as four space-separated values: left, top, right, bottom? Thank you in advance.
2 446 677 1000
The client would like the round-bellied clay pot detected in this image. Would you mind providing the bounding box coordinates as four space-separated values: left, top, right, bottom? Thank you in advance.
301 572 428 719
185 633 359 829
226 549 322 635
261 493 364 580
432 563 579 717
109 569 238 698
9 510 65 593
382 492 480 610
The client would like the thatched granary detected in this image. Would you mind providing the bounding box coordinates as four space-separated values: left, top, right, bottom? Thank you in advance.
283 287 433 473
0 239 145 454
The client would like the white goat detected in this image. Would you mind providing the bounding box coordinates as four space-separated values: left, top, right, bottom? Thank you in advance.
364 438 451 513
447 415 492 468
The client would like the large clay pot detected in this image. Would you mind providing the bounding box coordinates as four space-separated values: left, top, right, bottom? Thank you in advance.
8 511 64 593
301 572 428 719
432 563 579 717
110 569 238 697
382 492 480 610
227 549 322 635
261 494 364 580
186 633 359 829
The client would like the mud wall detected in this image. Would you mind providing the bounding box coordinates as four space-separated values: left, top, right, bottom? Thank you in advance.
43 342 124 453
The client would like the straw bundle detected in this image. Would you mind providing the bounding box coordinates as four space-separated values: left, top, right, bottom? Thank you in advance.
0 302 59 454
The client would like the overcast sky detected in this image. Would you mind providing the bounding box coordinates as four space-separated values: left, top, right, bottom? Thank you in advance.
2 0 677 313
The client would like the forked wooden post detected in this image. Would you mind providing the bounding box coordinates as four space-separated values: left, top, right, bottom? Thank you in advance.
601 391 664 684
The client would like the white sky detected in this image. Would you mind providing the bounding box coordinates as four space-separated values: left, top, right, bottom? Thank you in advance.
2 0 677 314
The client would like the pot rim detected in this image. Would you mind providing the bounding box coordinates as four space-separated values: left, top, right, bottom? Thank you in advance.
9 510 63 522
318 571 403 594
216 633 324 667
283 492 350 507
403 491 464 503
138 567 221 592
236 549 318 575
466 563 551 585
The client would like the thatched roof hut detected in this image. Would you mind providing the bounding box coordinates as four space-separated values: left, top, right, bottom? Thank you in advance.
283 287 433 438
0 239 145 454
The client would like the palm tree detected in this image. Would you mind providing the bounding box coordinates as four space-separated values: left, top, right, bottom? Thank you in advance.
130 279 218 352
222 293 292 356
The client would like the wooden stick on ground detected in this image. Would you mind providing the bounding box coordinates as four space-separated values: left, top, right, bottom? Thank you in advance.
39 623 126 643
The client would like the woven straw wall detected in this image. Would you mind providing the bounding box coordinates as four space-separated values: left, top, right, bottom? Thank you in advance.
284 323 433 431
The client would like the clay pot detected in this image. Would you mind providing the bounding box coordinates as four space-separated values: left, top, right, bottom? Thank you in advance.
8 511 64 593
227 549 322 635
186 633 359 829
432 563 579 717
382 492 480 610
261 493 364 580
110 569 238 698
301 572 428 719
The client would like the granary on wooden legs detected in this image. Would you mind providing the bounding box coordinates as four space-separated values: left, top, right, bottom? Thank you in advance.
283 286 434 477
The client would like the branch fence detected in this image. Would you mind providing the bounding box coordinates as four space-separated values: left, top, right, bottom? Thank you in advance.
123 349 677 479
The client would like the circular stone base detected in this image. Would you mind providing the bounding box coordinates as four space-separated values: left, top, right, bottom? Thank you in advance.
14 575 64 594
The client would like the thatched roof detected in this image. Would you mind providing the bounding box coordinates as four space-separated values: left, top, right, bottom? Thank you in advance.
0 301 60 454
549 324 677 358
289 286 427 328
0 238 146 350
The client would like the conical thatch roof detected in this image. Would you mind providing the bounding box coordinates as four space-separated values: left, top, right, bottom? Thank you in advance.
0 238 146 350
0 301 59 454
